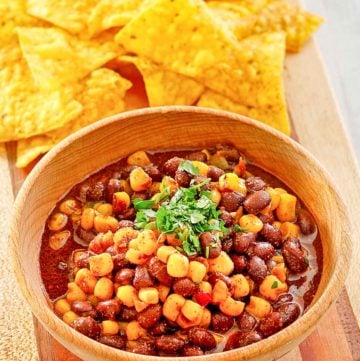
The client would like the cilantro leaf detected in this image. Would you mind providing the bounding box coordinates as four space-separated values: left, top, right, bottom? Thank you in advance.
178 160 200 175
234 224 248 232
271 281 279 289
132 198 156 210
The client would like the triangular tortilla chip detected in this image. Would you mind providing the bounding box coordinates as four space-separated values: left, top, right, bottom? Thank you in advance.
119 56 204 106
115 0 286 109
197 88 290 135
17 26 119 90
0 60 83 142
16 68 131 167
88 0 146 37
26 0 97 34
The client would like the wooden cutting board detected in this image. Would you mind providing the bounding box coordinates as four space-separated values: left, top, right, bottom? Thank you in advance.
4 13 360 361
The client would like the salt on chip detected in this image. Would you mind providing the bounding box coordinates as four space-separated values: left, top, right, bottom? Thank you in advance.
197 89 290 135
116 2 287 110
0 60 83 142
119 56 204 106
16 68 132 167
26 0 97 35
17 26 119 90
88 0 147 37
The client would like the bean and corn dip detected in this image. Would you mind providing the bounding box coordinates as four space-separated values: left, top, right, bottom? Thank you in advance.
40 145 322 356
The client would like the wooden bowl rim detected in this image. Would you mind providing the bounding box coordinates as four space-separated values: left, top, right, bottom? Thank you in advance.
10 105 352 360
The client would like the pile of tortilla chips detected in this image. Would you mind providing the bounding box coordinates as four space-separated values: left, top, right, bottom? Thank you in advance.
0 0 323 168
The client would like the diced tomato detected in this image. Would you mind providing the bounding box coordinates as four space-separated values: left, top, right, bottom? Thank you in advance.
194 292 212 307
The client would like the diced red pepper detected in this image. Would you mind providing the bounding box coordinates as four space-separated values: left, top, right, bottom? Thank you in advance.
194 292 212 307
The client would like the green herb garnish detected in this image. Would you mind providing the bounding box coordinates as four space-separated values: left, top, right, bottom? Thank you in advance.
234 224 248 232
271 281 279 289
178 160 200 175
132 198 156 210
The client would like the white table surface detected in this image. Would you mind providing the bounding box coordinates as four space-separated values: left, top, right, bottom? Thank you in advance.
304 0 360 163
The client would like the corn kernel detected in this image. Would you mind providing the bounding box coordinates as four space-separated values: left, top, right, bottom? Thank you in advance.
66 282 87 303
158 285 170 303
157 245 178 263
231 274 250 298
129 230 157 256
54 298 71 315
49 230 70 250
112 192 131 213
75 268 97 294
259 275 288 301
94 203 113 216
187 261 207 283
210 188 221 207
89 253 114 276
126 321 147 340
129 167 152 192
63 311 79 325
276 193 297 222
199 308 211 328
127 150 151 167
160 176 179 194
246 296 271 319
209 154 229 170
211 280 229 304
219 173 247 194
94 214 119 233
81 208 95 230
272 263 287 283
167 253 189 277
125 248 148 265
117 285 137 307
191 161 209 176
138 287 159 304
134 299 149 312
101 320 119 335
266 187 281 211
119 179 132 195
280 222 300 239
48 212 68 231
181 300 203 323
94 277 114 301
114 227 139 252
198 281 212 294
219 297 245 316
163 294 186 322
208 251 234 275
239 214 263 233
176 312 198 329
59 198 79 215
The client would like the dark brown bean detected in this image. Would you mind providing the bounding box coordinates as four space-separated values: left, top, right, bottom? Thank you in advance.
133 266 154 289
221 237 233 253
98 335 126 350
274 293 294 306
188 326 217 350
175 170 192 187
137 304 162 328
233 232 255 253
211 312 234 333
112 252 130 271
200 232 221 259
219 208 234 226
118 306 137 322
182 345 204 356
248 256 268 283
118 220 134 228
76 228 96 244
224 331 262 350
245 177 267 193
131 191 148 201
132 341 157 356
297 209 316 235
282 238 309 273
114 268 135 285
207 165 225 181
258 212 275 224
105 245 116 256
266 259 277 272
71 301 97 318
105 178 123 203
260 223 282 248
173 278 198 297
243 190 271 214
145 165 163 182
277 303 301 326
71 317 100 339
258 312 283 337
119 207 136 221
154 335 186 353
231 254 248 273
75 251 94 269
149 320 170 336
148 257 173 287
247 242 275 261
186 151 207 162
219 191 245 212
162 157 182 177
88 181 105 202
207 272 233 291
216 146 240 162
236 311 257 332
79 184 90 202
96 300 120 320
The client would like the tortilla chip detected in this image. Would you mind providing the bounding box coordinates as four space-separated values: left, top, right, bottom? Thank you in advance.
216 0 268 13
0 60 83 142
119 56 204 106
17 26 119 90
197 89 290 135
88 0 146 37
26 0 97 35
16 68 131 167
253 0 324 52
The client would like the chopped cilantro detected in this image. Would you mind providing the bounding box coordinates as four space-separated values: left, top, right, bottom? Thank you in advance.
132 198 156 210
234 224 248 232
178 160 200 175
271 281 279 289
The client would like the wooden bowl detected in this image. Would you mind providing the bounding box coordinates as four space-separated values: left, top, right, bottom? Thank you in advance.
10 106 351 361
